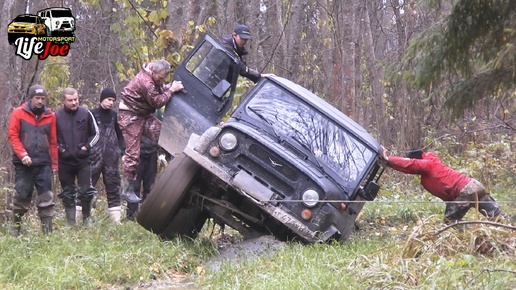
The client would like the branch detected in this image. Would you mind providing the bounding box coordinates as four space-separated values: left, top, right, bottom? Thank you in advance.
435 220 516 236
125 0 158 39
468 268 516 286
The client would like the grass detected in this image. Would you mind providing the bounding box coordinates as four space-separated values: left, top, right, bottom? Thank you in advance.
1 143 515 289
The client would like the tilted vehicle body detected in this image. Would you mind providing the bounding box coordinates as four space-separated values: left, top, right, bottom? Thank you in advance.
137 34 384 243
7 14 47 44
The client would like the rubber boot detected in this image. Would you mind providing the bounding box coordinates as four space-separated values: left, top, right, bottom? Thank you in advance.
64 206 77 226
108 206 122 224
41 217 53 235
81 200 93 227
76 206 83 222
126 202 139 221
10 212 23 237
122 178 141 203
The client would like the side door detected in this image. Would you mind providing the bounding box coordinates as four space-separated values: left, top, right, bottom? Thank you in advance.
38 10 51 32
159 34 240 156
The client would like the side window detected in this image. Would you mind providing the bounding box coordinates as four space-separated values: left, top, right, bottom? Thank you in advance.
186 41 231 90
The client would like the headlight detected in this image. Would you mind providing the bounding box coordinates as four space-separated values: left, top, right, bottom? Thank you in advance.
302 189 319 207
219 133 238 151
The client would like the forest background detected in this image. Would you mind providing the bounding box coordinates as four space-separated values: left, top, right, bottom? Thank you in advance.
0 0 514 195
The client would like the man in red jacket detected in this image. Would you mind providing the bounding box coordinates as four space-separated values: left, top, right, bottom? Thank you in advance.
380 147 502 223
7 84 58 236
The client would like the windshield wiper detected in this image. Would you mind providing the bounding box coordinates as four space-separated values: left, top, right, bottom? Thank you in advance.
248 106 283 142
290 135 326 172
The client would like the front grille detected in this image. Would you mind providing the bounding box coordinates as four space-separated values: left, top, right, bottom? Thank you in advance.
248 144 300 182
236 155 293 196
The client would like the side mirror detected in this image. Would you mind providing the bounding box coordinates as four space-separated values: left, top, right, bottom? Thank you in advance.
212 79 231 99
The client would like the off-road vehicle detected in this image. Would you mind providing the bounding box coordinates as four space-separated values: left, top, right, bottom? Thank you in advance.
137 34 384 243
7 14 47 44
37 7 75 36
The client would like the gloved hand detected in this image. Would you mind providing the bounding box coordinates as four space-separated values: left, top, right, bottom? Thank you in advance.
158 154 168 167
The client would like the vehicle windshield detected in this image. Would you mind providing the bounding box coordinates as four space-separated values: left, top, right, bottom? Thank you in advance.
246 82 374 183
51 10 73 17
13 16 38 23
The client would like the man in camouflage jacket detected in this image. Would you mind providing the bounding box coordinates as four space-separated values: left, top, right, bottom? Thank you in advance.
117 60 183 202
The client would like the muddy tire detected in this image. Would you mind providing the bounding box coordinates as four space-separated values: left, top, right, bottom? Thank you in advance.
159 205 209 240
137 152 200 234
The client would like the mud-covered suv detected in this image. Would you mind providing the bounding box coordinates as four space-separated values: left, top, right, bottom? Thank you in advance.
137 34 384 243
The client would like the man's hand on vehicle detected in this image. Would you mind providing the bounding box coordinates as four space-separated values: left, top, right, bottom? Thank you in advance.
168 80 184 93
379 145 389 161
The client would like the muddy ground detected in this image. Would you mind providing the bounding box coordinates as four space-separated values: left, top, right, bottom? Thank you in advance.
124 235 287 289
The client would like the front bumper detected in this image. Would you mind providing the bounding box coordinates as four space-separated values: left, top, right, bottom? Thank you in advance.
183 133 344 243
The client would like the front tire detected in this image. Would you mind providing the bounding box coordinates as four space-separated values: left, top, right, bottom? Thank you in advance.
137 152 201 234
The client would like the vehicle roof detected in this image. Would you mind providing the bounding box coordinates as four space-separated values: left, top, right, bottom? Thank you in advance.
38 7 72 12
267 76 380 151
14 14 39 18
11 14 42 21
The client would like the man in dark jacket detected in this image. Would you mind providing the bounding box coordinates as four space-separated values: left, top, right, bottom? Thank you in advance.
89 88 125 223
118 60 183 203
219 24 273 83
381 147 502 223
7 84 58 236
55 87 100 226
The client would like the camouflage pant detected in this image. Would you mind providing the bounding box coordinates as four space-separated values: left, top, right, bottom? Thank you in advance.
118 110 161 180
444 179 502 222
12 164 55 218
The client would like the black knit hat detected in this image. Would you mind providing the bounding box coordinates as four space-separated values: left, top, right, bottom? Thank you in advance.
100 88 116 102
28 84 47 99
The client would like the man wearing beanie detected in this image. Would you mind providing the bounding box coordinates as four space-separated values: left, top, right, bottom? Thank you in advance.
7 84 58 236
88 88 126 223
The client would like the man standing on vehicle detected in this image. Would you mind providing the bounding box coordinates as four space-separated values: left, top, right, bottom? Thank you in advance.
56 87 100 226
7 84 58 236
220 24 274 83
118 60 184 203
88 88 125 223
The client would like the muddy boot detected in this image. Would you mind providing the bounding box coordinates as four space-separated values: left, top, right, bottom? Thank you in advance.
64 206 77 226
41 217 53 235
81 200 93 227
10 212 23 237
479 195 502 220
126 202 139 221
108 206 122 224
122 178 141 203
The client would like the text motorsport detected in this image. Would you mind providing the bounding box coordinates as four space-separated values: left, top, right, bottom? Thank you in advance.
37 36 76 42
